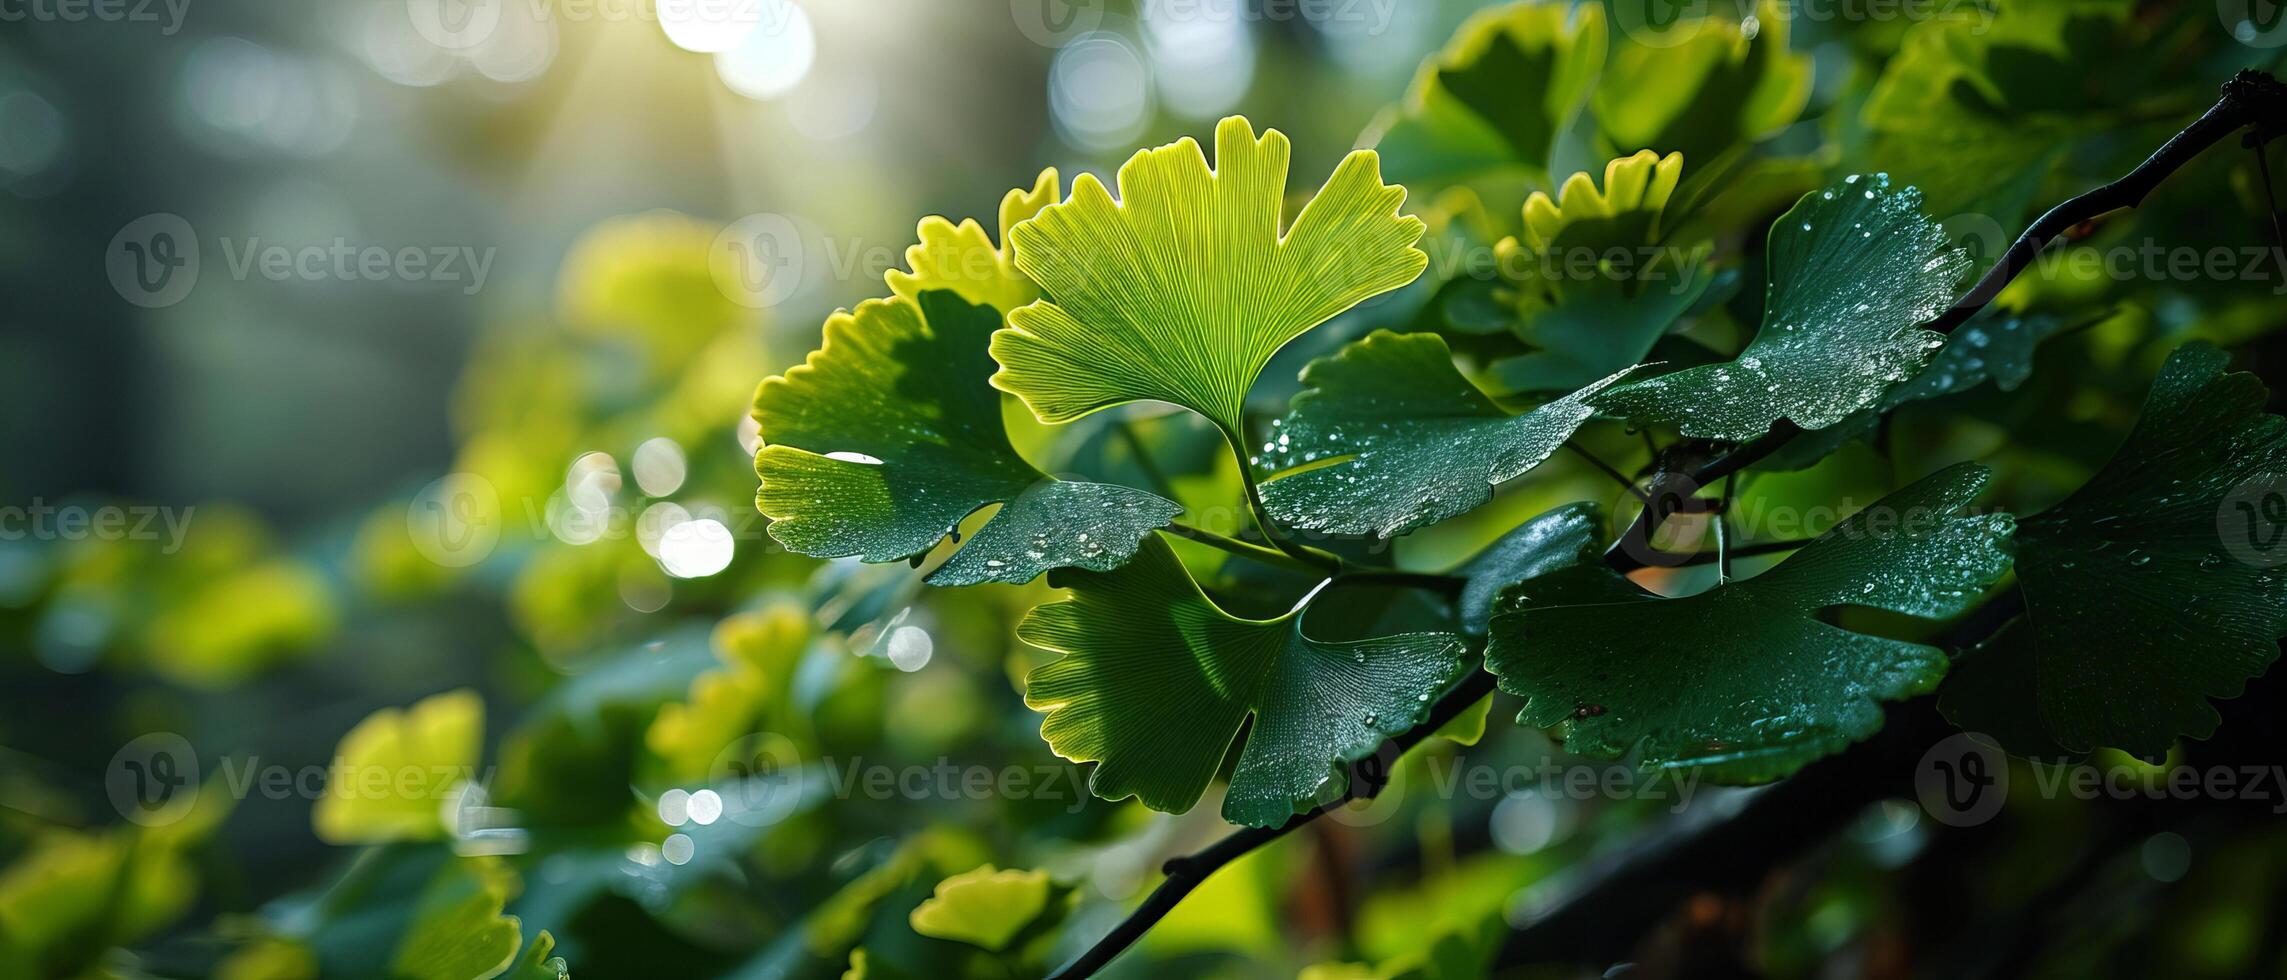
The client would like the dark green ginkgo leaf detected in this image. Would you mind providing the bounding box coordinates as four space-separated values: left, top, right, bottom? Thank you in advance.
755 291 1180 587
1453 501 1602 636
1759 312 2065 471
1258 331 1635 538
991 116 1428 438
1597 175 1970 441
1019 536 1468 827
1489 463 2015 781
1943 344 2287 758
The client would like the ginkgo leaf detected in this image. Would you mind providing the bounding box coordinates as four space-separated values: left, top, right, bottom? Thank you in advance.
1593 0 1811 169
1259 331 1635 538
1452 502 1601 636
886 170 1060 315
646 605 808 782
993 116 1429 437
391 857 523 980
756 290 1179 586
1020 536 1468 826
507 930 569 980
313 689 483 844
1487 150 1713 392
1759 312 2065 471
1489 463 2014 780
907 866 1053 951
1596 175 1969 441
1360 2 1607 186
1942 344 2287 758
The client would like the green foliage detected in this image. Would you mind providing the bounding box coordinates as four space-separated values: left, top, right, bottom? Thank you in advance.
1020 536 1466 826
1489 464 2015 780
1596 174 1969 440
1944 344 2287 757
1259 330 1632 538
755 290 1179 586
992 116 1427 436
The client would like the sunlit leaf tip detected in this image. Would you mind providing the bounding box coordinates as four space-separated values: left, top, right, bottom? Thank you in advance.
907 865 1055 951
886 169 1061 315
313 688 484 845
992 115 1429 435
754 290 1179 586
1490 463 2014 781
1018 536 1467 826
1515 149 1683 254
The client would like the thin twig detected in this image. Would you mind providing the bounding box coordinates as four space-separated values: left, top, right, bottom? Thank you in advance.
1563 441 1649 501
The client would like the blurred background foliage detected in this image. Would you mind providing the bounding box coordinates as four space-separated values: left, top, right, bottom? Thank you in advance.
2 0 2286 977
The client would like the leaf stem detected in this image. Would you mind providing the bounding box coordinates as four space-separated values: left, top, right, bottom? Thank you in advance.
1160 521 1327 576
1563 441 1648 501
1219 421 1345 574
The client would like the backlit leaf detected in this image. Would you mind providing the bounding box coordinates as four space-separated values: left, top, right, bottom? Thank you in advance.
756 290 1179 586
313 689 483 845
1361 2 1607 187
907 866 1053 951
993 116 1428 436
886 170 1060 316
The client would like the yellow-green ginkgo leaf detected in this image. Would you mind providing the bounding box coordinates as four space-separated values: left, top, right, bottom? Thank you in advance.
887 170 1060 316
907 866 1054 951
1488 150 1712 392
313 689 483 845
1360 2 1608 187
507 930 569 980
1593 0 1811 169
391 856 523 980
1021 536 1468 827
1595 175 1969 441
993 115 1429 437
756 291 1180 586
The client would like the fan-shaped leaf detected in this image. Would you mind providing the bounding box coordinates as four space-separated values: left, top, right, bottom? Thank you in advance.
993 116 1428 436
1943 344 2287 757
756 291 1179 586
907 866 1055 951
1597 175 1969 440
1020 536 1467 826
886 170 1059 316
1259 331 1633 538
1361 2 1607 186
1488 463 2014 780
313 689 483 844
